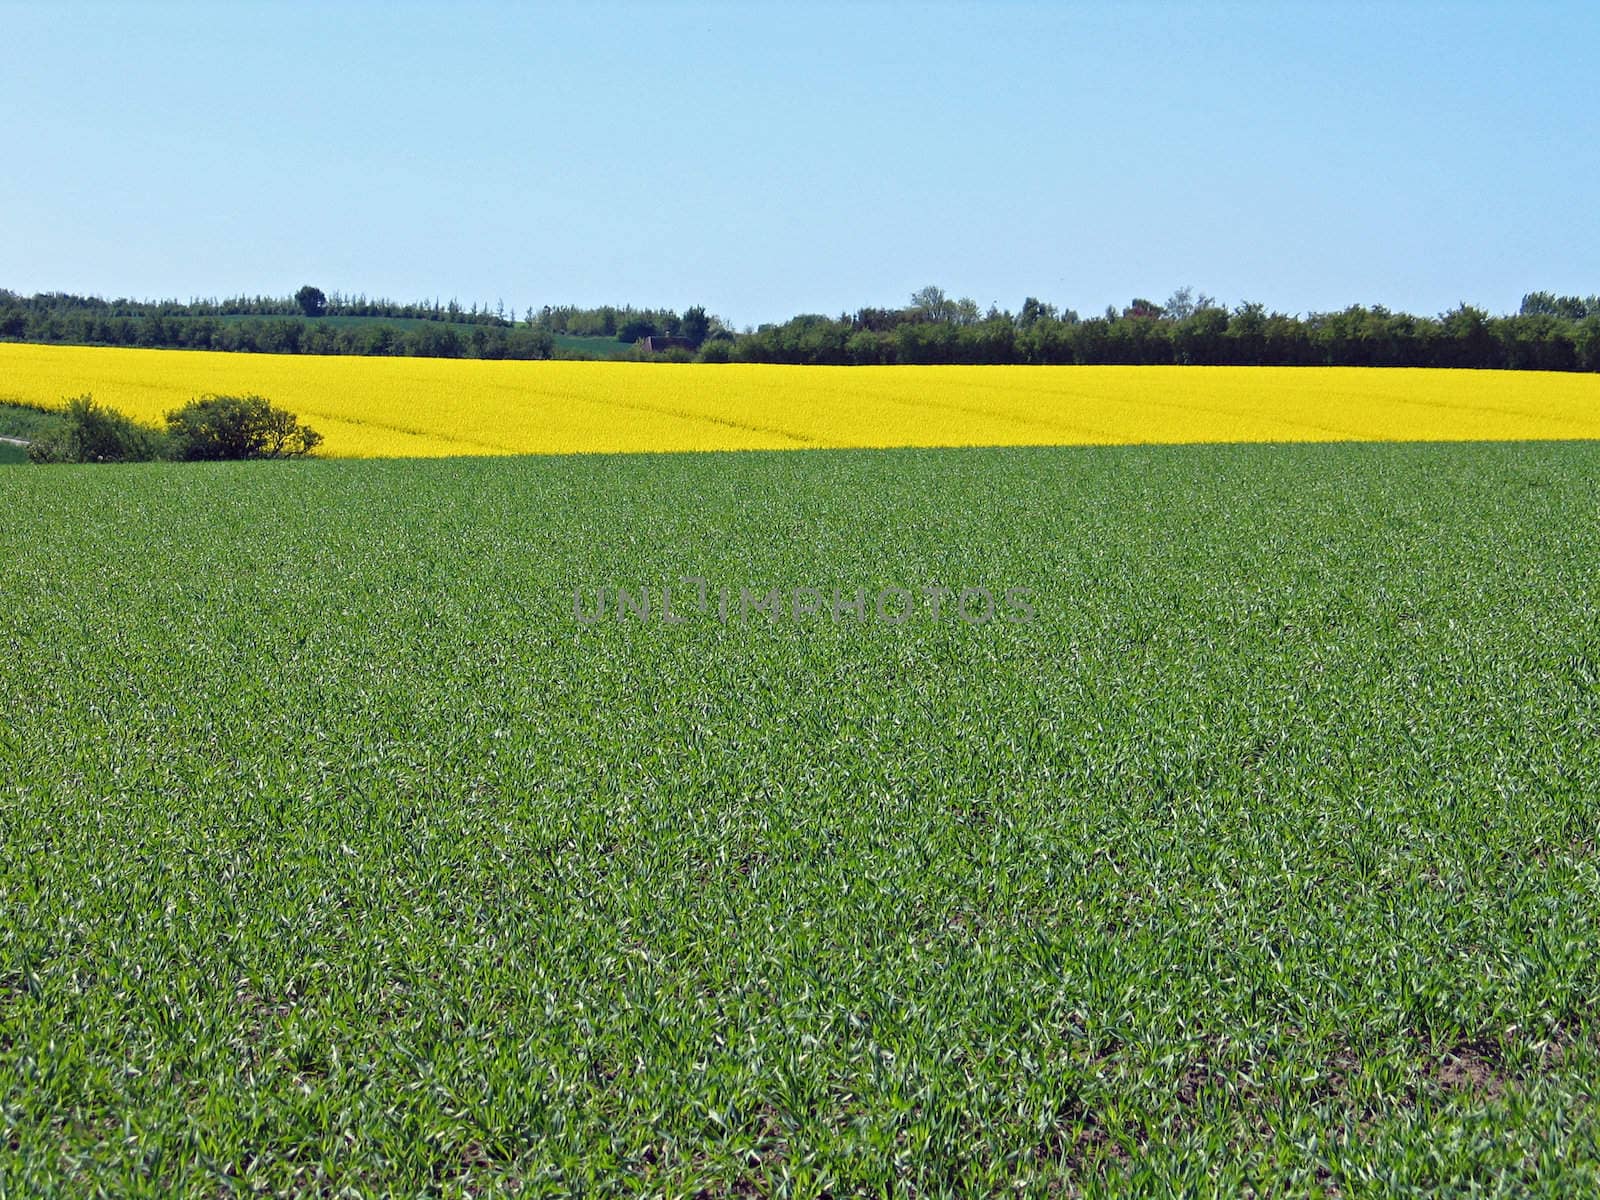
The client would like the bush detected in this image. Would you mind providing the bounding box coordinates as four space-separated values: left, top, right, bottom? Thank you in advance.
846 329 889 365
27 395 168 463
165 394 323 460
616 317 658 344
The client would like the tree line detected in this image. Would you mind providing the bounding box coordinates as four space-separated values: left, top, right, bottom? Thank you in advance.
534 304 689 338
0 290 553 360
723 287 1600 371
4 287 516 325
4 285 1598 370
531 304 727 349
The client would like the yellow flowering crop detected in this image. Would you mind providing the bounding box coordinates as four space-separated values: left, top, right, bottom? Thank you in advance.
2 343 1598 458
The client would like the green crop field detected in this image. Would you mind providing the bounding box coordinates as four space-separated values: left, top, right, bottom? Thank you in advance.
0 402 60 465
0 402 64 444
3 442 1599 1196
551 332 639 359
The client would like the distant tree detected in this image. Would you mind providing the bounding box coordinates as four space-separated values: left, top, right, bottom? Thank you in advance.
616 316 658 344
1018 297 1058 326
1577 315 1600 371
294 285 327 318
844 329 889 364
1440 303 1496 368
1162 288 1220 322
1172 306 1229 364
407 323 463 358
1519 291 1592 320
951 297 982 326
1228 301 1268 364
502 326 554 359
851 306 904 333
958 315 1017 362
698 337 736 363
1016 315 1078 364
909 285 956 323
357 324 398 356
680 305 711 348
895 320 958 363
1164 287 1196 322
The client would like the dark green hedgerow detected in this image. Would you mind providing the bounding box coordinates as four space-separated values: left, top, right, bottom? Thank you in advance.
19 395 321 464
1 442 1599 1196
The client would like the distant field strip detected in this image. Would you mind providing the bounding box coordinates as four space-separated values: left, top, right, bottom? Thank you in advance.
2 342 1599 457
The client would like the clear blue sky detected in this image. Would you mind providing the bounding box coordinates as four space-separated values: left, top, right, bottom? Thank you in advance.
3 1 1596 327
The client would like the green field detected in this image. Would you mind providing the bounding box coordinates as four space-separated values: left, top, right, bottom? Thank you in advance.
551 332 639 359
0 402 62 464
3 442 1599 1196
0 401 63 443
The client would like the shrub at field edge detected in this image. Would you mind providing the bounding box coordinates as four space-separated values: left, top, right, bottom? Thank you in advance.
25 393 322 464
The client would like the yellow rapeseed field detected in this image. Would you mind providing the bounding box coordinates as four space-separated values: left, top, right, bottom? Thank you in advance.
3 342 1599 458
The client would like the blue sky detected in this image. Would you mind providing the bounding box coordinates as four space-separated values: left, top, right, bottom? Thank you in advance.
3 1 1595 327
